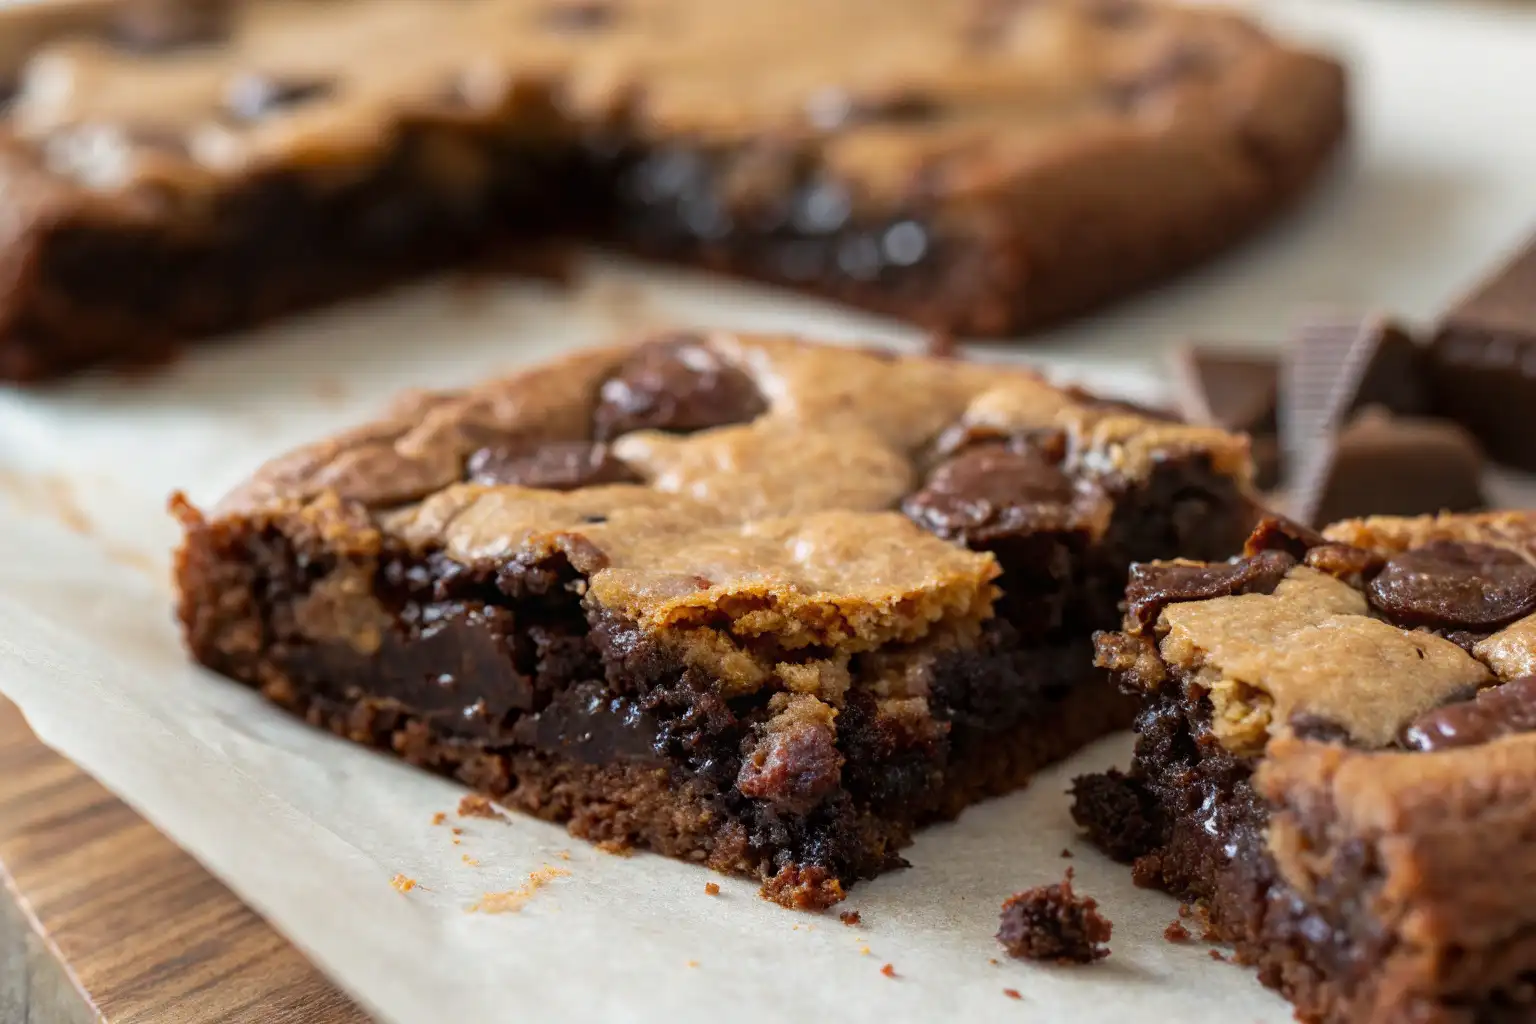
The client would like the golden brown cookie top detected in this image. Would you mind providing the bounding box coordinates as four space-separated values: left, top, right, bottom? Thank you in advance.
1121 512 1536 755
216 330 1251 649
2 0 1339 205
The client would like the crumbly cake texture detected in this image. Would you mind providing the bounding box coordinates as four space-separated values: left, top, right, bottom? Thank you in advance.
997 867 1112 963
1073 511 1536 1023
174 331 1256 907
0 0 1345 380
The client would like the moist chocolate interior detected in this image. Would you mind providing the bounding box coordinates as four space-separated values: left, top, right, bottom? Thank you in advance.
1074 687 1536 1020
185 453 1249 889
13 113 964 380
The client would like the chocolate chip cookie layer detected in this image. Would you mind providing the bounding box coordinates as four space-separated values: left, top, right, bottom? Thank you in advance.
0 0 1345 380
1073 511 1536 1022
175 332 1256 906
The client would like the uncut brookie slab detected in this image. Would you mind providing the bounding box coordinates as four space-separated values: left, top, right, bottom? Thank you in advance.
1074 512 1536 1022
174 332 1256 907
0 0 1345 380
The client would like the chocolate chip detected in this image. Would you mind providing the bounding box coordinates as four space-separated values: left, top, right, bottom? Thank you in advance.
901 440 1077 543
540 0 615 31
1124 550 1295 630
224 73 333 121
466 442 640 491
1442 630 1489 656
1367 542 1536 631
109 0 232 51
1302 543 1384 587
1401 677 1536 752
592 335 768 441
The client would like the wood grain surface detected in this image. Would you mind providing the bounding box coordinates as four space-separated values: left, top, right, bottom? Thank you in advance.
0 697 371 1024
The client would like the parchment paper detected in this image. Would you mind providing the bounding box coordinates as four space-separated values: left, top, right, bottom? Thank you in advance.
2 3 1536 1021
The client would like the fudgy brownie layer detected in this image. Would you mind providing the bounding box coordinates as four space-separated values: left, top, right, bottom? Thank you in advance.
1074 512 1536 1022
0 0 1346 380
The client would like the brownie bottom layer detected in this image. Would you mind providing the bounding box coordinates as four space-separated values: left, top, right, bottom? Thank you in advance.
266 662 1134 909
1072 700 1536 1023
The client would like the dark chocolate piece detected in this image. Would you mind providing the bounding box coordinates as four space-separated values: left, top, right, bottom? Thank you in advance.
1402 676 1536 752
1287 409 1486 527
1169 344 1281 489
1281 315 1427 496
1123 550 1294 629
996 868 1112 963
1429 236 1536 470
1366 540 1536 631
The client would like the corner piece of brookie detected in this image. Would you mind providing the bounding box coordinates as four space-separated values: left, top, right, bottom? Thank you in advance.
1073 509 1536 1023
173 329 1257 908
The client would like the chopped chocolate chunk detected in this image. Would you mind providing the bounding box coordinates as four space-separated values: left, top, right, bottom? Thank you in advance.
1288 410 1486 528
1402 676 1536 752
1429 235 1536 470
465 441 640 490
1367 541 1536 631
997 868 1112 964
1124 550 1294 629
1281 316 1427 495
1169 345 1280 489
224 73 334 121
592 335 768 441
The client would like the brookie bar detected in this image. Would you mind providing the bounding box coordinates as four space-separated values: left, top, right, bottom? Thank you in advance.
0 0 1345 380
1075 512 1536 1022
174 332 1256 906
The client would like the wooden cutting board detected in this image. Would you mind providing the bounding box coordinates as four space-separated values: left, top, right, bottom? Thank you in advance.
0 697 372 1024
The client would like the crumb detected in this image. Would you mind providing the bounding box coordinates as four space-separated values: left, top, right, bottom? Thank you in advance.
686 960 699 968
557 850 571 861
452 827 464 835
1164 920 1191 943
390 874 417 894
792 924 800 931
431 811 447 826
839 910 862 927
704 882 721 896
462 855 479 866
1178 904 1192 918
1003 989 1022 1001
759 864 845 911
1209 949 1227 962
996 868 1112 964
859 946 871 956
881 963 897 979
467 866 571 914
988 958 999 966
1060 848 1074 859
452 838 462 846
457 794 505 820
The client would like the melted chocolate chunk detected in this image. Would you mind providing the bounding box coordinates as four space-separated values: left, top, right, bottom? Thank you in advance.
224 73 334 121
902 439 1077 543
510 681 662 763
109 0 232 51
1367 542 1536 631
592 335 769 441
1124 550 1295 629
466 441 640 490
1402 676 1536 752
540 0 616 31
1242 516 1325 560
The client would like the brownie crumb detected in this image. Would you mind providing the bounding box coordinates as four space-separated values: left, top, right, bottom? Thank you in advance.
1003 988 1023 1001
1163 920 1191 942
996 868 1112 963
1208 949 1227 962
761 864 846 910
988 958 999 966
430 811 447 826
881 963 898 978
704 882 721 896
839 910 862 927
1060 848 1074 859
457 794 505 820
467 866 571 914
390 873 417 894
